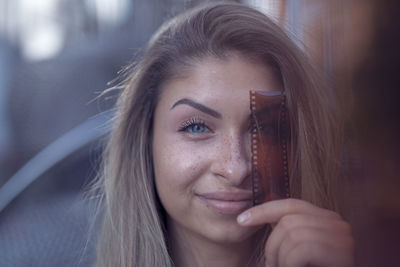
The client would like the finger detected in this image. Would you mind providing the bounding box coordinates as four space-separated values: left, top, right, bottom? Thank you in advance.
281 240 355 267
278 227 340 267
265 214 350 266
237 198 340 226
277 228 355 267
281 242 329 267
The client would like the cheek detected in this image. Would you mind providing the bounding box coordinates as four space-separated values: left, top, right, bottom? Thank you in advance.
152 134 210 207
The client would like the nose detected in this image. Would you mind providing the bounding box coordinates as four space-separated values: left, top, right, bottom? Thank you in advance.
210 132 251 186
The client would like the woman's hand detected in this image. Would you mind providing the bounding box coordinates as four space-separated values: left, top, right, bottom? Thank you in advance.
237 199 355 267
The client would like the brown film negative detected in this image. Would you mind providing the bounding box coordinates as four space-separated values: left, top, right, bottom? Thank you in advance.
250 90 290 205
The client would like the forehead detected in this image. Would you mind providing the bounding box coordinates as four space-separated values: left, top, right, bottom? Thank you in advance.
158 55 282 108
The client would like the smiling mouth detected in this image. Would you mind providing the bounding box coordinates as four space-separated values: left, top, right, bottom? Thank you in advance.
196 191 253 215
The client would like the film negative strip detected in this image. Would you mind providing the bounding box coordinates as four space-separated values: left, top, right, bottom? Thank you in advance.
250 90 290 205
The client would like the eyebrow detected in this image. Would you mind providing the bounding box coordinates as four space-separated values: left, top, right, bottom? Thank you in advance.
170 98 222 119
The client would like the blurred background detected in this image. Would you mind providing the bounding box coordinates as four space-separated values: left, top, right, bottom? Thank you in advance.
0 0 398 266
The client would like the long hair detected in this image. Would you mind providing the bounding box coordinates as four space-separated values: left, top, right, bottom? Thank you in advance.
94 2 342 266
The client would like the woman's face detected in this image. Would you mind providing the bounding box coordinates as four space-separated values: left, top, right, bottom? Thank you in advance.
152 54 282 245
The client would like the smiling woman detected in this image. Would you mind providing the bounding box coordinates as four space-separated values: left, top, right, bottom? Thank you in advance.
152 55 277 261
94 2 354 267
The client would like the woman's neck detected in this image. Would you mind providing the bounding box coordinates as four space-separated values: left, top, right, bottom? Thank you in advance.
167 219 258 267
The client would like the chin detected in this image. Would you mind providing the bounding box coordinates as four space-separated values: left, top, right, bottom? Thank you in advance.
202 220 261 245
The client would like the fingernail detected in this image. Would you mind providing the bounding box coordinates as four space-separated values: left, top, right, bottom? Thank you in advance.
237 211 251 224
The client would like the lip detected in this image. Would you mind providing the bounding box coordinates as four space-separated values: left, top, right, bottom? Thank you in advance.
196 191 253 215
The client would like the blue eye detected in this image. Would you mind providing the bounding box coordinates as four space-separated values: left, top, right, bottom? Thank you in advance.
186 123 209 134
179 118 211 135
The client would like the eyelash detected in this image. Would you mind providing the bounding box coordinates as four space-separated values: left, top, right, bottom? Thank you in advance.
178 117 211 133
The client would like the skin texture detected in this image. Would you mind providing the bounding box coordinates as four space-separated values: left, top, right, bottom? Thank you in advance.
237 199 355 267
152 55 354 267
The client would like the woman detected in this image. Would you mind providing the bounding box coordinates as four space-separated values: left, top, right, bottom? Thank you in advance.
94 2 354 266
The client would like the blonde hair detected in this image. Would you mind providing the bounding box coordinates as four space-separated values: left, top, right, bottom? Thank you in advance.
94 2 342 266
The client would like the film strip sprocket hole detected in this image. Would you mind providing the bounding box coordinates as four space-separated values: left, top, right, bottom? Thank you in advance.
250 90 290 206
